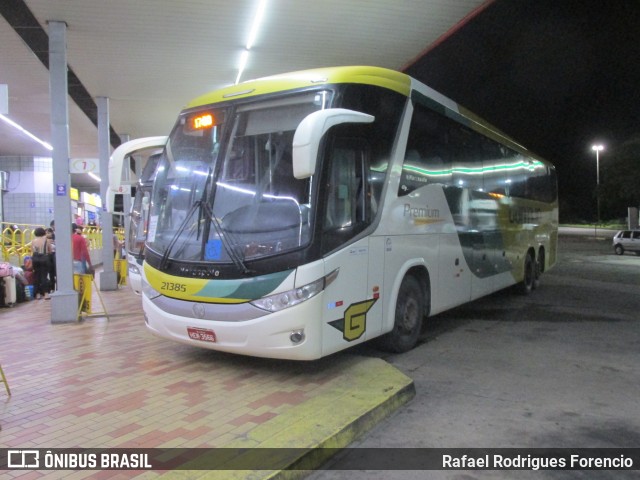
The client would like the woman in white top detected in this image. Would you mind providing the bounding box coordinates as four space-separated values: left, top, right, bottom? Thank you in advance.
30 227 53 299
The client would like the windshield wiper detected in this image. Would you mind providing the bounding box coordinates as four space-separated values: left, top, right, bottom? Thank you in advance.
158 199 202 271
157 199 250 275
199 200 251 275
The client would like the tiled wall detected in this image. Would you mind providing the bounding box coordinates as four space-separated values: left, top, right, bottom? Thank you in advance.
0 155 54 227
2 192 54 227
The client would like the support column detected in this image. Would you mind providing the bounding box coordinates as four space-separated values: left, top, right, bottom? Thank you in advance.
48 21 79 323
97 96 118 291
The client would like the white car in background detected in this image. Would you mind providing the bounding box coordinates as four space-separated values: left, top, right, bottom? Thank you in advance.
612 230 640 255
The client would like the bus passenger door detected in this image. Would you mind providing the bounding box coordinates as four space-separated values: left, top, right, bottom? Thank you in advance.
436 186 472 310
436 232 472 311
469 193 497 298
319 138 379 356
322 238 372 356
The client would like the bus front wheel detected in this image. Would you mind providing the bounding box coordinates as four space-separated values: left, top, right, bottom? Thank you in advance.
376 274 424 353
519 251 535 295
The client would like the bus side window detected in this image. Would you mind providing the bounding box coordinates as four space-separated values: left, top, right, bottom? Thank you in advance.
400 103 453 196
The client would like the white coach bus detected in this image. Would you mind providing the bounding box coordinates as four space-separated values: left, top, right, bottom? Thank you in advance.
108 136 167 294
137 66 557 360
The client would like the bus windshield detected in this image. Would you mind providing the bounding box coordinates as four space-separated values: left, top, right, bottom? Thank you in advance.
146 91 331 268
127 152 161 258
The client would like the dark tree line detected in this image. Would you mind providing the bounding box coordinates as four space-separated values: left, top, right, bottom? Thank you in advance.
601 134 640 222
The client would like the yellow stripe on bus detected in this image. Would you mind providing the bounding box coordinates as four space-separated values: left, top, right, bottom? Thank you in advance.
188 66 411 108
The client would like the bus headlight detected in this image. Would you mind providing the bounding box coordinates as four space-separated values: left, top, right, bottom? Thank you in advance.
250 269 338 313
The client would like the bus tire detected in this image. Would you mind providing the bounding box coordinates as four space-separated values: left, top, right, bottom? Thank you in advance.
519 251 535 295
377 274 424 353
532 249 543 290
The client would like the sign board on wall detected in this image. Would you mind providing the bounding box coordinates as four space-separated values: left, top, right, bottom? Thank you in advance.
69 158 98 174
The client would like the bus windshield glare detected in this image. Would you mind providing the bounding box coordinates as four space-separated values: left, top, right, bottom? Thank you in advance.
146 91 331 267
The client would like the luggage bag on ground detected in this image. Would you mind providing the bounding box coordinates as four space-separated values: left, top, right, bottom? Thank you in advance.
2 276 17 306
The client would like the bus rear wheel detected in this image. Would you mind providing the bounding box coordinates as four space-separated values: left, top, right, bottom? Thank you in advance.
377 274 424 353
533 249 543 290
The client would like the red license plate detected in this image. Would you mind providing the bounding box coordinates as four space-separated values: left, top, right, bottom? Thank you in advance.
187 327 217 343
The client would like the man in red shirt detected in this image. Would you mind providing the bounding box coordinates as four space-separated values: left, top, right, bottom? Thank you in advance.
72 223 93 274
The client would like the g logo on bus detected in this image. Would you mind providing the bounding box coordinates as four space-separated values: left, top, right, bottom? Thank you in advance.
329 299 377 342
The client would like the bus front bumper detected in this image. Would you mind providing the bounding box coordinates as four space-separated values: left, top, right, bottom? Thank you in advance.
142 292 325 360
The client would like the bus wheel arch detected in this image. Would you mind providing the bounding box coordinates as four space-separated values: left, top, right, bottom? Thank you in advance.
376 266 430 353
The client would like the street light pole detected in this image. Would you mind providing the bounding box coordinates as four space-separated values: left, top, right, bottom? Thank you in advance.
591 144 604 230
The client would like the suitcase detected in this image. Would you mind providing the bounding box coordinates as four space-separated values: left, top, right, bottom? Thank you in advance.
16 281 26 303
3 276 17 306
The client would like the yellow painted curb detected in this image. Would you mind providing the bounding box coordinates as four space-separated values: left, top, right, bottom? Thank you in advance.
168 355 414 479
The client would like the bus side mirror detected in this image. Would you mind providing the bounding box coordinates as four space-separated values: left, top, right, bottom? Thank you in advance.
292 108 374 179
107 135 168 212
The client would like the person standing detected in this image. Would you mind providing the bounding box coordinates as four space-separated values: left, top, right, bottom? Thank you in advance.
31 227 53 299
113 232 124 259
46 227 56 291
72 223 93 274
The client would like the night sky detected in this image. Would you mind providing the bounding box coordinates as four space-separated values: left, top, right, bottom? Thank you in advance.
405 0 640 222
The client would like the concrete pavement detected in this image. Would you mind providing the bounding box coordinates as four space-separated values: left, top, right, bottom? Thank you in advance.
308 234 640 479
0 277 414 479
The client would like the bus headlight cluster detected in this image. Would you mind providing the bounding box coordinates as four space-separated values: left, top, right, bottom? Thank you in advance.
251 277 324 313
128 263 140 275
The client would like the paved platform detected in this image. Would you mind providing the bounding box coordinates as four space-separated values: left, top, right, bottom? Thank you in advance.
0 277 414 479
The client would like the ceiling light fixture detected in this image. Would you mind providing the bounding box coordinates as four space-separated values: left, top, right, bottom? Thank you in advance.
235 0 268 85
246 0 267 50
235 49 250 85
0 113 53 151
